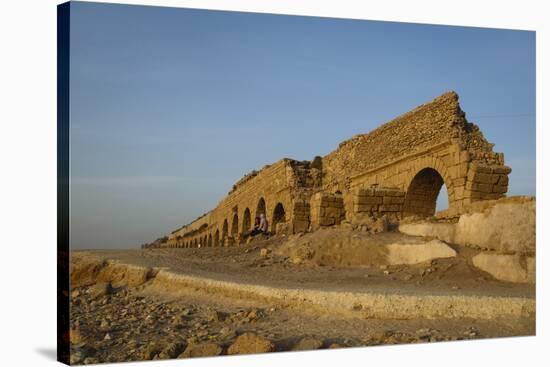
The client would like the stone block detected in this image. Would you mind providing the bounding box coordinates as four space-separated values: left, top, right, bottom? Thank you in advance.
455 197 535 254
457 162 469 177
453 177 466 187
467 182 493 193
492 184 508 193
454 186 465 200
497 175 509 186
354 204 376 212
459 150 471 163
492 165 512 175
379 204 401 212
355 196 382 205
320 217 335 226
383 196 405 204
293 220 309 233
386 240 457 265
384 190 405 197
472 253 533 283
471 163 493 174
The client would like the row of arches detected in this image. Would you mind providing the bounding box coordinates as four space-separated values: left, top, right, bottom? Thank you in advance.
168 163 455 249
173 197 287 248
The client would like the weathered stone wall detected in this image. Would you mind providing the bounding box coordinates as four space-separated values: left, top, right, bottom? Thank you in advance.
310 192 345 230
157 91 512 249
353 187 406 220
321 91 510 220
399 196 535 283
165 159 320 248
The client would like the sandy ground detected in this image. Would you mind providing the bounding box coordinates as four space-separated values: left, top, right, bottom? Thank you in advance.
68 229 535 364
77 230 534 298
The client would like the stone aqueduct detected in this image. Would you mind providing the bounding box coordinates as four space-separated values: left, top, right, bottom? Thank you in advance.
160 92 512 249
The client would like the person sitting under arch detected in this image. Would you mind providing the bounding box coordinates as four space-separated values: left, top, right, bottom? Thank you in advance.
249 214 269 236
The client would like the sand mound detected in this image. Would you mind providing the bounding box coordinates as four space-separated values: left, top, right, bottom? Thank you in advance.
274 228 455 267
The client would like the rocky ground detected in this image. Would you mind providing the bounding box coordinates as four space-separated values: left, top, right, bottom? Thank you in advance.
69 229 535 365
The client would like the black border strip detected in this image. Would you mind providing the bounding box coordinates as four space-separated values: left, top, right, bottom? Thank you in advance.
57 2 70 365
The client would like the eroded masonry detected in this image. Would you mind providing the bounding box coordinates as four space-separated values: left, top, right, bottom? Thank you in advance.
158 92 512 248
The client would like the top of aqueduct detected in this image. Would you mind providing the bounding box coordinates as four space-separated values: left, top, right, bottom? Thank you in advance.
154 91 511 249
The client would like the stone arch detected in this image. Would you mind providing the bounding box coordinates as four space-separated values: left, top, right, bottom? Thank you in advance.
231 213 239 236
230 213 239 245
271 202 286 233
402 167 449 218
202 235 207 246
242 208 251 233
208 234 212 247
256 197 266 219
214 229 220 247
222 219 229 245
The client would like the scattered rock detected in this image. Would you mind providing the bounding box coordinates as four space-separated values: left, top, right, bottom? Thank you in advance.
227 333 275 355
205 310 228 322
291 336 324 351
178 343 223 358
158 342 186 359
83 357 99 364
143 343 163 360
89 282 112 299
70 326 83 344
260 248 271 257
289 244 315 265
70 351 84 364
247 309 260 320
415 328 432 339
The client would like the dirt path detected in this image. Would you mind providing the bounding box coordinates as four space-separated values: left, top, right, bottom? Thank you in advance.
75 233 534 299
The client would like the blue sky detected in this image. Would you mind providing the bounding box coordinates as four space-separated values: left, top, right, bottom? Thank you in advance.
69 2 535 249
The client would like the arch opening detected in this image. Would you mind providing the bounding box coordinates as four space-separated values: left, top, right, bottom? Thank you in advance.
256 197 266 219
436 184 449 213
402 167 448 218
231 213 239 236
222 219 229 245
271 203 286 233
214 229 220 247
242 208 251 233
230 213 239 245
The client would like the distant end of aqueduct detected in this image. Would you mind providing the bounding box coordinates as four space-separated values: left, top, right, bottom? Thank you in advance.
155 91 512 248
